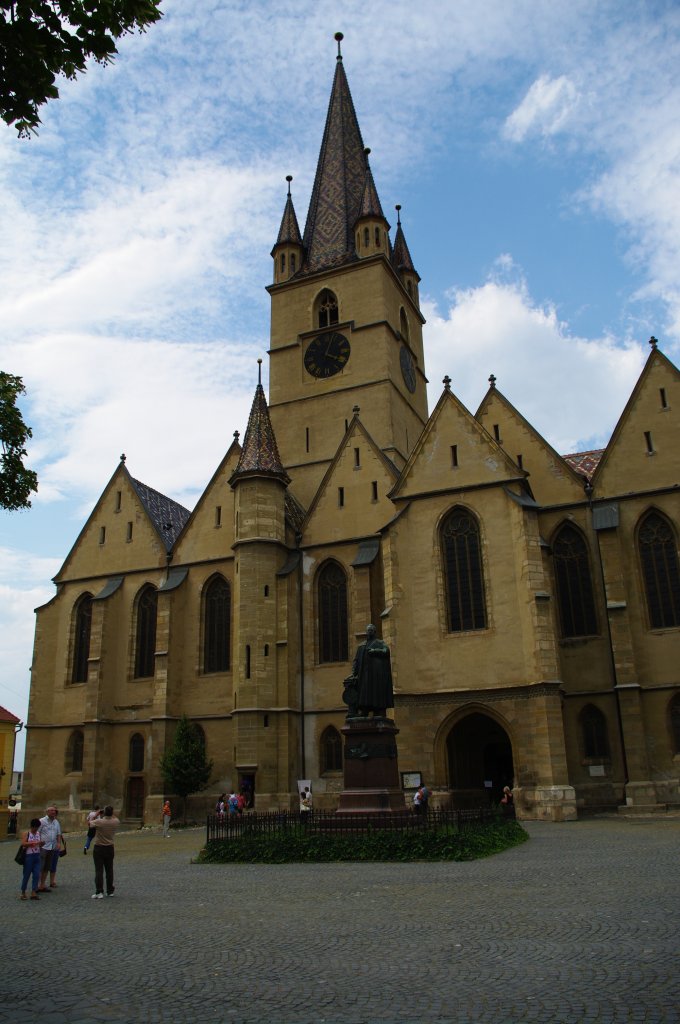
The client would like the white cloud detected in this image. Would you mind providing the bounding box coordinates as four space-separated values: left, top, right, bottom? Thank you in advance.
503 74 579 142
423 275 645 454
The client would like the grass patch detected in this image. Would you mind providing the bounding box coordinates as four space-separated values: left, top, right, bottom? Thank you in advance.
196 819 528 864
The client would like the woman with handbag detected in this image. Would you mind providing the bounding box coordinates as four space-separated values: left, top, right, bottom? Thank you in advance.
19 818 44 900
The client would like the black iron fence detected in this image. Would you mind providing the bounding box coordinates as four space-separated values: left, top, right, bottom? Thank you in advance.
206 806 497 843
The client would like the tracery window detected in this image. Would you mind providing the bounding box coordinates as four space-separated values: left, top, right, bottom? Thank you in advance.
72 593 93 683
552 524 598 638
129 733 145 772
318 561 348 663
66 729 84 773
134 585 157 679
316 289 339 329
441 507 487 632
580 704 610 760
638 511 680 629
321 726 343 773
204 575 231 673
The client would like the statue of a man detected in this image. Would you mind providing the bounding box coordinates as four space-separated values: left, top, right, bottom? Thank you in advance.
343 624 394 718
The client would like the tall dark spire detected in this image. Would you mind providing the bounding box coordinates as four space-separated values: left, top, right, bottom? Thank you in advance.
230 364 290 484
357 149 385 221
302 38 377 274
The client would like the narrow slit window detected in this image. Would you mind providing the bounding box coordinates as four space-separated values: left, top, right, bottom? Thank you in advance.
364 226 370 247
660 387 668 408
375 226 380 246
451 445 458 468
338 487 345 507
517 454 523 470
245 645 251 679
126 521 133 542
305 427 310 453
115 491 122 512
345 419 349 432
215 505 222 527
290 253 296 274
644 430 654 453
99 526 106 545
372 481 378 501
264 585 269 597
264 643 269 657
493 424 501 442
354 447 360 468
280 253 286 274
264 714 269 727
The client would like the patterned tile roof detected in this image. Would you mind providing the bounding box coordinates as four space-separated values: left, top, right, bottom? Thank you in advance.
285 491 307 533
301 57 373 275
273 191 303 251
130 478 191 552
562 449 605 477
392 220 418 278
232 381 290 483
357 162 385 221
0 704 21 724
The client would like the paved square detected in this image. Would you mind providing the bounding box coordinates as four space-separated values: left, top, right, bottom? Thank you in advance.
4 817 679 1023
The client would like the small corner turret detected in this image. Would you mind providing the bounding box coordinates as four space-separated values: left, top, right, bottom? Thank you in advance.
354 148 390 260
271 176 304 284
393 205 421 307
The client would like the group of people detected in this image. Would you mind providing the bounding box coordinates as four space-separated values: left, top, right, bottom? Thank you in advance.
18 804 120 901
215 791 247 817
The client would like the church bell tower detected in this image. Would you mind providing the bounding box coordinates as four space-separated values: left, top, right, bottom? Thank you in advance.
267 33 429 508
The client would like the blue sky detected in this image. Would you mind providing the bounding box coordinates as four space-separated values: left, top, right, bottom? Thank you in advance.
2 0 679 768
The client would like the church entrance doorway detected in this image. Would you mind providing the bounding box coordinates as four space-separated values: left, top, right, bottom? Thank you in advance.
446 712 514 808
125 776 145 819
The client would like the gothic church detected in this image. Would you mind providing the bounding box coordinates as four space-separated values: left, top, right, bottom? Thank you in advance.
23 43 680 827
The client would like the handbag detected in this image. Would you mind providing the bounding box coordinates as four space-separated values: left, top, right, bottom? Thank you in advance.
59 838 67 858
14 846 25 865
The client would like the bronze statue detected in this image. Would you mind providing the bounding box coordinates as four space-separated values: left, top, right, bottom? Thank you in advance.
343 624 394 718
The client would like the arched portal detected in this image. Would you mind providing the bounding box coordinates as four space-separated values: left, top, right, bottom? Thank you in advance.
446 712 514 807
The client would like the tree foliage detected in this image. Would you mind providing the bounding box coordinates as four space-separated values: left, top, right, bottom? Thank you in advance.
1 1 163 136
160 715 213 821
0 372 38 510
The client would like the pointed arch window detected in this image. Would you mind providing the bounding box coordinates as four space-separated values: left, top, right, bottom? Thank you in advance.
72 593 93 683
320 726 343 773
638 511 680 629
203 575 231 673
65 729 84 773
129 733 145 772
441 508 487 632
134 585 157 679
399 307 410 343
318 561 348 663
553 524 598 638
316 289 339 329
580 705 610 760
670 695 680 755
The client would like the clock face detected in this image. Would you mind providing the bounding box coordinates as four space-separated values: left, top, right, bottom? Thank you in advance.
304 331 351 379
400 346 416 393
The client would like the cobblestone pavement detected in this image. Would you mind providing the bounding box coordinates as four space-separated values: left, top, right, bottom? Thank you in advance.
2 816 679 1024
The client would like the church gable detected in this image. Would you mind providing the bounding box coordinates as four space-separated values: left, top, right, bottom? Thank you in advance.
303 418 398 546
391 386 524 501
593 346 680 495
476 385 586 507
54 462 186 583
173 441 241 563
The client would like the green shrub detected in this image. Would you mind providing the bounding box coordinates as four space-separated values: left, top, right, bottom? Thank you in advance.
196 820 527 864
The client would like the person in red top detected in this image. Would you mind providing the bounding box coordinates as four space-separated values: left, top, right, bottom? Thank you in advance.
162 800 171 838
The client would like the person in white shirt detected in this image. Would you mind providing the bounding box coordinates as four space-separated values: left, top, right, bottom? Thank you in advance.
38 806 63 892
84 805 101 854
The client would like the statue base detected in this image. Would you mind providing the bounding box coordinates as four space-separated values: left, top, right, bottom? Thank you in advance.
336 716 406 815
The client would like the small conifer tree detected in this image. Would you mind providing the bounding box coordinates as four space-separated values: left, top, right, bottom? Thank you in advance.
159 716 213 823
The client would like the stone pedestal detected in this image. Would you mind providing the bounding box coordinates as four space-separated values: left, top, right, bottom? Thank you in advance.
337 717 406 814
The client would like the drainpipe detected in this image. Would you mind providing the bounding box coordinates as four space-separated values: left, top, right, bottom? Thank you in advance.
584 480 629 787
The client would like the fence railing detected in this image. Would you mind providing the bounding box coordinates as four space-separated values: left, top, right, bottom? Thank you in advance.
206 806 497 843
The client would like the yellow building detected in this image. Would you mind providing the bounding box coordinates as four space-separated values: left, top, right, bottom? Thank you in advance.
0 705 21 835
22 46 680 827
